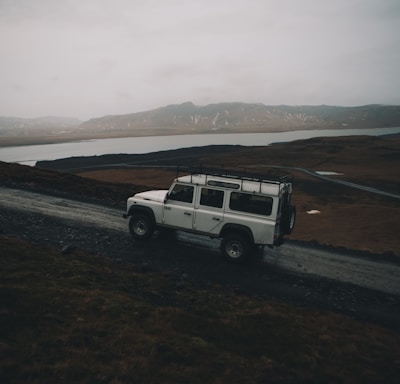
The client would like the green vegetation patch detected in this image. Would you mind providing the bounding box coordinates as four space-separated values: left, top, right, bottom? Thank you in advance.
1 237 399 383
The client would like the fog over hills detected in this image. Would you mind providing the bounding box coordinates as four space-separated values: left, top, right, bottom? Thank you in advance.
0 116 81 137
1 103 400 140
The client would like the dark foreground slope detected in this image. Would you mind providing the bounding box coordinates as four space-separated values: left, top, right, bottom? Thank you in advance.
1 233 400 384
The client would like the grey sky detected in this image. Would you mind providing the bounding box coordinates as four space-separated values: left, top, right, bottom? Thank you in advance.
1 0 399 120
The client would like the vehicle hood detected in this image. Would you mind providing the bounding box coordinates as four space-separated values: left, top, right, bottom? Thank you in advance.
134 190 168 202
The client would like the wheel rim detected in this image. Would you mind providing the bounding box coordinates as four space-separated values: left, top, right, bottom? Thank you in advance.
226 240 243 259
134 219 147 236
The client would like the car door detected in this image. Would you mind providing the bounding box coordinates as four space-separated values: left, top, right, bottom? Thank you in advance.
163 183 194 230
193 187 224 234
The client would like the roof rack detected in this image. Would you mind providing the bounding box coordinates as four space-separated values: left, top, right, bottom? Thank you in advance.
176 165 292 184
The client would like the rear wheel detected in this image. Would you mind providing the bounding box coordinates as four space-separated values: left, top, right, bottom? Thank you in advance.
129 213 154 240
282 205 296 235
221 233 251 263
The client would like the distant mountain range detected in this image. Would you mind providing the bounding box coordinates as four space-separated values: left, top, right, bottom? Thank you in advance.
0 116 81 137
79 103 400 135
1 103 400 141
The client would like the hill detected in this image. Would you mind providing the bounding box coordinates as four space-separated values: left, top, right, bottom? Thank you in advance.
80 102 400 136
0 116 81 137
1 103 400 145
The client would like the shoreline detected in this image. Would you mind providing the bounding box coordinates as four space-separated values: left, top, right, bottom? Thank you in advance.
2 124 399 148
34 145 244 171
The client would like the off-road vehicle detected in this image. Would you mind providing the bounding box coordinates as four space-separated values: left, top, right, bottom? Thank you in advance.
123 168 296 262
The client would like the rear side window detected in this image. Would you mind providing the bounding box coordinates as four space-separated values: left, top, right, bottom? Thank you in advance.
229 192 273 216
200 188 224 208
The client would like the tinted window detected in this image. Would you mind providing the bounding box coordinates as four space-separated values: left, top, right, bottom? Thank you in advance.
200 188 224 208
229 192 273 216
169 184 194 203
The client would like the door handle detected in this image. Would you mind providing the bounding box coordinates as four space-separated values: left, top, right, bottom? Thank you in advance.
212 217 221 221
184 212 192 216
165 206 171 210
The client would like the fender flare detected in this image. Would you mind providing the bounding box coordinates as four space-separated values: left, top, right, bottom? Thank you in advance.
220 223 254 244
127 205 156 225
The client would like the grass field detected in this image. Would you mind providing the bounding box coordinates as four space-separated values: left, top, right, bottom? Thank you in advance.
1 237 400 383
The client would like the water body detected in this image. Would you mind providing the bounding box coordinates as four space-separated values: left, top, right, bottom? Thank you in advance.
1 127 399 165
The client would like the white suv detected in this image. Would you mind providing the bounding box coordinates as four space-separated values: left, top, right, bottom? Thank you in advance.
123 168 296 262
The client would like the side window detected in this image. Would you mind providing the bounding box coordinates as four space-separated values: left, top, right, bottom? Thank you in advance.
229 192 273 216
168 184 194 203
200 188 224 208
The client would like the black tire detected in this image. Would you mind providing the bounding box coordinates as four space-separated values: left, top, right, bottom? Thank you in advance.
129 213 154 240
282 205 296 235
220 233 250 263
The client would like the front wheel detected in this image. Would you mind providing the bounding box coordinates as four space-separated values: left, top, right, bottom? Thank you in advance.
221 233 251 263
129 213 154 240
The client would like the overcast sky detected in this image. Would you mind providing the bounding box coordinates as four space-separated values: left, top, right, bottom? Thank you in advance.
1 0 399 120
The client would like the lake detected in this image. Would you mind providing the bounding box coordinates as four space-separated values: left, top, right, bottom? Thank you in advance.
1 127 400 165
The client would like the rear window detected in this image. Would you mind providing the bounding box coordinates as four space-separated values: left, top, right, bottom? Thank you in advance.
229 192 273 216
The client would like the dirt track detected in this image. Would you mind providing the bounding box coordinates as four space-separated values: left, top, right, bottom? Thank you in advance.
1 186 400 330
1 186 399 295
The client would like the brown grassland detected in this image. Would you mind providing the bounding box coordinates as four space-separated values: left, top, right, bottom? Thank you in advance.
1 135 400 383
77 135 400 256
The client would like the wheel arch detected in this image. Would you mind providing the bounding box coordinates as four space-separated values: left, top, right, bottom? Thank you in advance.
128 205 156 224
220 223 254 244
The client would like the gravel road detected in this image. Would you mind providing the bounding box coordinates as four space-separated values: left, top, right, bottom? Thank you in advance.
1 186 400 329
